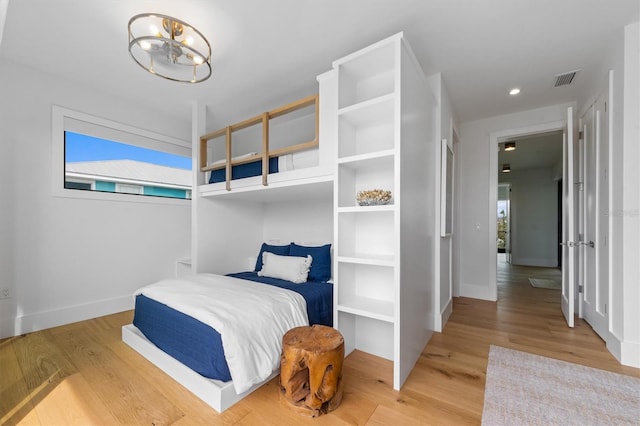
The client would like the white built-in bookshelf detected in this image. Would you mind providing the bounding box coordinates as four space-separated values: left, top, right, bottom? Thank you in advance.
333 32 435 390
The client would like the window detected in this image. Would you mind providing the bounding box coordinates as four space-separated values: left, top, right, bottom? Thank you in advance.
53 106 192 203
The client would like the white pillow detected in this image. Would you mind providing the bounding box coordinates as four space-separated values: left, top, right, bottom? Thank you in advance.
258 252 312 284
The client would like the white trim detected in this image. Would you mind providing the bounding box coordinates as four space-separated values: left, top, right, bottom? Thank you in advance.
440 138 454 237
52 105 191 205
14 295 133 336
606 332 640 368
122 324 276 412
440 297 453 327
607 69 616 346
488 120 565 302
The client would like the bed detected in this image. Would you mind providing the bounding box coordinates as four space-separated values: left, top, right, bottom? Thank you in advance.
199 94 320 191
208 149 319 184
122 242 333 412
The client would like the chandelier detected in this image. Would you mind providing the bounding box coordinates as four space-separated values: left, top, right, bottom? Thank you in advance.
128 13 212 83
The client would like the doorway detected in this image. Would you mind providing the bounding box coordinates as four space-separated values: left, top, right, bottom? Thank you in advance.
488 120 566 301
496 133 563 271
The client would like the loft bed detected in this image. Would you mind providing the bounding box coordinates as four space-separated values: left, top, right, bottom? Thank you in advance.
122 242 333 412
199 94 331 196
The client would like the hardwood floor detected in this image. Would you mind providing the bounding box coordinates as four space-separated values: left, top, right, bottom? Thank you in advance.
2 260 639 425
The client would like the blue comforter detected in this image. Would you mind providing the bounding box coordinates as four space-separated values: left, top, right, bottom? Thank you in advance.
132 272 333 382
227 271 333 326
209 157 279 184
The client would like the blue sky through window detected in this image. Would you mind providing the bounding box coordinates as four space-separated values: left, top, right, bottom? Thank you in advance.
65 131 191 170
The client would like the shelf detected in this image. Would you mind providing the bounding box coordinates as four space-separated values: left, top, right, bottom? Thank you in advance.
334 35 398 108
338 203 394 255
337 254 395 267
333 38 396 83
337 205 395 213
336 298 395 323
175 258 193 277
337 95 395 158
338 94 395 127
338 150 395 167
337 156 395 208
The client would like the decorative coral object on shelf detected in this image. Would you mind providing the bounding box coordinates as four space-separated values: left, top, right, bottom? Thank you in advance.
356 189 392 206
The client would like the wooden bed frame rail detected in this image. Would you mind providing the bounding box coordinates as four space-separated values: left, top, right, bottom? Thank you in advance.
199 94 319 191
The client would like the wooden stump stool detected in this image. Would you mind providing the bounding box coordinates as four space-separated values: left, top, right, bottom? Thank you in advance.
279 325 344 417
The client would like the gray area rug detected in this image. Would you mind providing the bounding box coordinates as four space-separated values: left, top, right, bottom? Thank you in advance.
529 277 561 289
482 345 640 425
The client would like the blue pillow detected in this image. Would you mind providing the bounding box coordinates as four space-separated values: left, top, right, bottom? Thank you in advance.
255 243 290 272
289 243 332 282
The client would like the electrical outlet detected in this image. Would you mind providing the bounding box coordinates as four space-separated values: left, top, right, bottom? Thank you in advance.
0 287 10 299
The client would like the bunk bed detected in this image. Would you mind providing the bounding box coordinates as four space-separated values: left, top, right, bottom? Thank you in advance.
122 73 337 413
122 242 333 412
199 94 322 192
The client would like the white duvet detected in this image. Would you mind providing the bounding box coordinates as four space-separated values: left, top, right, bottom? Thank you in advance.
134 273 309 393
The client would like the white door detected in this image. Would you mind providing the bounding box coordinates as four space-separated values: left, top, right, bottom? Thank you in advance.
581 90 610 339
561 106 577 327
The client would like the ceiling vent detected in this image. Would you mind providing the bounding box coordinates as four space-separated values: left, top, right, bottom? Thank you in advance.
554 70 580 87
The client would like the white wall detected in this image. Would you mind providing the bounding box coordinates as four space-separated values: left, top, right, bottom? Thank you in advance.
500 167 558 267
194 197 333 276
0 75 15 337
194 198 263 274
457 102 573 300
608 22 640 367
262 199 333 247
0 60 192 338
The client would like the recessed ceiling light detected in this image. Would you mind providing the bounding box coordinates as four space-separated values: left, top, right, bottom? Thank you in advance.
509 88 521 96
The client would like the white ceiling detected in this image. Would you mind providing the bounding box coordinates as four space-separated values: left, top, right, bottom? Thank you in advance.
498 132 563 173
1 0 638 128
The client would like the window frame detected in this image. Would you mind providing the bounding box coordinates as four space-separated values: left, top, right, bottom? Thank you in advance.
52 105 192 205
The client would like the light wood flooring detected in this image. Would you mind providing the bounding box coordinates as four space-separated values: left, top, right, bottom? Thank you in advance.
2 259 639 425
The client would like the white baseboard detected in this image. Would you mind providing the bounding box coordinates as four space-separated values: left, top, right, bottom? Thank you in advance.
12 295 134 336
440 298 453 329
605 331 640 369
620 340 640 368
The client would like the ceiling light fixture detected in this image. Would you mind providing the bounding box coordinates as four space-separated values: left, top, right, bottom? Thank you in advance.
509 88 521 96
504 141 516 151
502 164 511 173
128 13 212 83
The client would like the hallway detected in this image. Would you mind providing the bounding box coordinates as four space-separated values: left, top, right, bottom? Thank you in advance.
496 253 562 313
420 255 640 422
